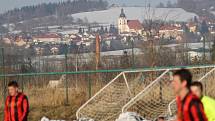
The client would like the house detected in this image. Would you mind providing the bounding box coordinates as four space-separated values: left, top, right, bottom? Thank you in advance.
118 9 143 35
2 38 12 45
33 33 61 43
159 25 184 39
186 22 198 33
50 47 59 54
35 47 44 55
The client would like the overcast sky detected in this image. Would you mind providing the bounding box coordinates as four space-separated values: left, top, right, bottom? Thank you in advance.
0 0 177 14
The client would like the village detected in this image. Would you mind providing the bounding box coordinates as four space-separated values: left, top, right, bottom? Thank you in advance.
0 7 214 60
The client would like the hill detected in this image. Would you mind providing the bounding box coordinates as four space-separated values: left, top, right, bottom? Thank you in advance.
71 7 198 24
177 0 215 19
0 0 108 25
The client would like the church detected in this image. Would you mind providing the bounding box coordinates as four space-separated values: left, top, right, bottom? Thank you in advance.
118 9 143 35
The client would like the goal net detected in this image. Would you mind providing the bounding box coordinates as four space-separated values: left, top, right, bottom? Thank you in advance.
76 69 167 121
122 66 215 120
76 65 215 121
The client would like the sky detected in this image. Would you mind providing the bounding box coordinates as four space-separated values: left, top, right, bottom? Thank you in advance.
0 0 177 14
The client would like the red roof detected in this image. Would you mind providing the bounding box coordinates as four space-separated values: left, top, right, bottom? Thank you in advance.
127 20 143 30
160 25 182 30
187 22 196 27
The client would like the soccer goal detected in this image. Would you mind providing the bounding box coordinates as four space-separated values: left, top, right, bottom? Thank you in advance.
122 65 215 120
76 65 215 121
76 68 170 121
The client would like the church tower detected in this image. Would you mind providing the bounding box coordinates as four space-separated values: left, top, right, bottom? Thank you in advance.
118 9 128 34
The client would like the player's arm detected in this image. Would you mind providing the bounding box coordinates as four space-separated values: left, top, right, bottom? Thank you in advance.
21 96 29 121
190 100 208 121
4 97 9 121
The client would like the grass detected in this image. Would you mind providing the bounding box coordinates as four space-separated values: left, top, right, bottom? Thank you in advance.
0 77 105 121
0 89 87 120
0 87 90 121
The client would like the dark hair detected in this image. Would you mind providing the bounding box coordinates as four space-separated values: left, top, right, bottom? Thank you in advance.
8 81 19 87
173 69 192 88
156 117 165 121
191 81 203 92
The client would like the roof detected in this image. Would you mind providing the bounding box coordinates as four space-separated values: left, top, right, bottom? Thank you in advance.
187 22 197 27
160 25 182 31
127 20 143 30
120 8 126 18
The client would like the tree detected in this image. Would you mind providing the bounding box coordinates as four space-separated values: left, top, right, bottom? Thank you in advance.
157 2 165 8
78 28 83 34
109 24 118 34
0 26 8 34
87 26 91 33
0 0 109 27
212 39 215 62
99 26 105 34
200 20 209 34
200 20 209 63
166 0 173 8
105 27 108 33
194 16 198 23
120 51 131 68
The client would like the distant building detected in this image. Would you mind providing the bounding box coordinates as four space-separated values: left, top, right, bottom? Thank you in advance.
33 33 61 43
186 22 198 33
159 25 183 39
50 47 59 54
118 9 143 35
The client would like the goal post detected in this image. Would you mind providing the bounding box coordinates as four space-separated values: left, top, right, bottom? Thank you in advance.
76 65 215 121
76 69 169 121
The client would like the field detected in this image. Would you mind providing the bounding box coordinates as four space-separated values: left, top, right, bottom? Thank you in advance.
0 88 86 120
0 72 116 121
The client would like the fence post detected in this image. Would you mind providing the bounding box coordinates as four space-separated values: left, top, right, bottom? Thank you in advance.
88 73 92 99
64 44 69 105
159 81 163 103
21 75 24 92
0 48 6 103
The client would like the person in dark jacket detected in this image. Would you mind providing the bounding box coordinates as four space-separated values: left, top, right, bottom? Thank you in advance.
172 69 207 121
4 81 29 121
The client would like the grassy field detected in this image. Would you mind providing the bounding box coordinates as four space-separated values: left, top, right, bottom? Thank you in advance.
0 88 89 121
0 73 109 120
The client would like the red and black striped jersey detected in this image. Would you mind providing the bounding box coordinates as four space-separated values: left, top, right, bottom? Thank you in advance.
176 92 208 121
4 93 29 121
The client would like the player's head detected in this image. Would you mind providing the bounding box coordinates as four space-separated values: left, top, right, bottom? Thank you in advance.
191 81 203 98
172 69 192 95
8 81 19 96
